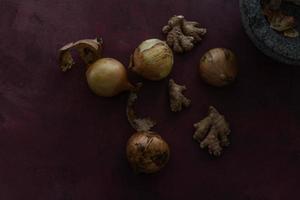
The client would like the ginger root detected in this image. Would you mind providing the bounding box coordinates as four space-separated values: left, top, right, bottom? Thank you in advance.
59 38 103 72
193 106 230 156
126 83 156 132
162 15 207 53
168 79 191 112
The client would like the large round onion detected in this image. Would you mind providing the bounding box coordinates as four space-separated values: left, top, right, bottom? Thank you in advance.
126 132 170 174
131 39 174 81
199 48 238 87
86 58 133 97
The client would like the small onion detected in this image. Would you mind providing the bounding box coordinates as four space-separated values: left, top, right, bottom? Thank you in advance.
199 48 238 87
131 39 174 81
126 132 170 174
86 58 133 97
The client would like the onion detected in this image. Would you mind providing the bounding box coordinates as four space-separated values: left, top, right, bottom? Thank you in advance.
86 58 134 97
59 39 133 97
126 84 169 174
126 132 170 174
199 48 238 87
130 39 174 81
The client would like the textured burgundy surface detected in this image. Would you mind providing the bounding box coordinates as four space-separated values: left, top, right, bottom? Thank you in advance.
1 0 300 199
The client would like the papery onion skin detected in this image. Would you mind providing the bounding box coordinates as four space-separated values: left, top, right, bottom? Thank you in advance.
126 132 170 174
86 58 133 97
132 39 174 81
199 48 238 87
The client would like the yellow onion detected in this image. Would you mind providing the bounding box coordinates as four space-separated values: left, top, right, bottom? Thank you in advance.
59 39 133 97
126 132 170 174
131 39 174 80
199 48 238 87
86 58 134 97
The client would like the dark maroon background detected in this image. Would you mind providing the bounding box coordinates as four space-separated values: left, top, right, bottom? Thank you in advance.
0 0 299 199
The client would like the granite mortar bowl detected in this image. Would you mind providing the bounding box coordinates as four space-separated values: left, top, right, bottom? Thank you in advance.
240 0 300 66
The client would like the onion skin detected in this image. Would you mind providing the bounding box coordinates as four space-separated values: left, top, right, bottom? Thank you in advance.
132 39 174 81
86 58 133 97
126 132 170 174
199 48 238 87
